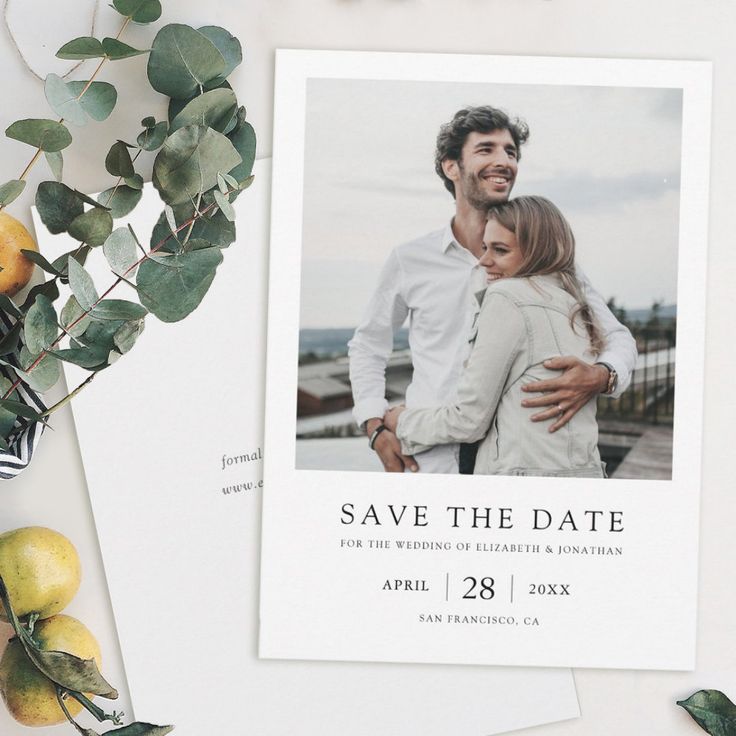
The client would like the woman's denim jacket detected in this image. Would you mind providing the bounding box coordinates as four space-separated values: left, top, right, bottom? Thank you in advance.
396 274 604 478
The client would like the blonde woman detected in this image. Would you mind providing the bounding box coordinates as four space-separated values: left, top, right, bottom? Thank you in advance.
384 196 606 478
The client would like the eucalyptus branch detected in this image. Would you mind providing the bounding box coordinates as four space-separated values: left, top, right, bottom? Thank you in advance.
1 192 231 402
0 13 133 214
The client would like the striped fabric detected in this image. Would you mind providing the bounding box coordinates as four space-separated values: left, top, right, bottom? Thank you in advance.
0 311 47 480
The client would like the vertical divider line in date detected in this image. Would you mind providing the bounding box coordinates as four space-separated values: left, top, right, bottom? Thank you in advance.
445 573 449 602
510 574 514 603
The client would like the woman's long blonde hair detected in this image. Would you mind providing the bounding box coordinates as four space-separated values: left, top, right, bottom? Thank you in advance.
486 196 604 355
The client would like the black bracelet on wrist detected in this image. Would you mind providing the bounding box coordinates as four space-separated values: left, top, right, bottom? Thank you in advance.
368 423 388 450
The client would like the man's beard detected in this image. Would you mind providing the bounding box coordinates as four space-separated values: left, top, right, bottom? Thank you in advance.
458 163 511 210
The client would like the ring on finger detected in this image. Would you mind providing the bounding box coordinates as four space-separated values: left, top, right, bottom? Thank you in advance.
557 404 564 415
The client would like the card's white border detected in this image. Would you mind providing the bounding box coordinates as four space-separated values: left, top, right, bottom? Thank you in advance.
262 50 712 670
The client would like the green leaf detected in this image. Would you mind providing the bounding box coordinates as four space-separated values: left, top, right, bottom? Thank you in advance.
137 120 167 151
67 257 98 311
66 81 118 122
0 294 22 319
125 174 144 190
147 24 225 99
60 295 92 337
68 208 113 247
213 189 235 221
56 37 105 60
152 124 241 206
169 88 237 134
0 378 18 437
677 690 736 736
44 151 63 182
0 321 22 356
113 319 145 354
24 294 58 355
103 227 139 277
0 179 26 207
0 397 40 420
97 185 143 219
137 247 223 322
44 74 87 126
20 280 60 314
92 300 147 321
104 723 173 736
112 0 162 23
20 249 63 277
50 345 109 369
0 575 117 697
198 26 242 88
6 119 72 152
101 37 148 59
35 182 83 234
105 141 135 178
141 116 156 128
19 348 60 392
227 118 256 183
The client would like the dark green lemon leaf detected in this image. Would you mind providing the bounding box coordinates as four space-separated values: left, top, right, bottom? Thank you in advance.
677 690 736 736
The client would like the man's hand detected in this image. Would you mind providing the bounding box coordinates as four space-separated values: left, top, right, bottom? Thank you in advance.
521 357 609 433
366 417 417 473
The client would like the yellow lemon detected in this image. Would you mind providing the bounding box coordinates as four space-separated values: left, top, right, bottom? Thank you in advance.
0 211 37 297
0 527 81 622
0 614 102 726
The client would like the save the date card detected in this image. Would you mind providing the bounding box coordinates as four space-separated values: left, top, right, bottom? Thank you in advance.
259 50 711 670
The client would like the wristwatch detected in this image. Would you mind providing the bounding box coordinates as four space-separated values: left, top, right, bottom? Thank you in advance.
596 362 618 395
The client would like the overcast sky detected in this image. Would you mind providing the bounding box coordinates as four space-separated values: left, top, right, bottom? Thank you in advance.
300 79 682 329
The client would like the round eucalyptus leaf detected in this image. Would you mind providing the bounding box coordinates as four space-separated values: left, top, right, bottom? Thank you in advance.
44 151 63 182
24 294 58 356
189 209 236 248
0 180 26 207
152 124 241 206
60 295 92 338
101 37 148 60
136 247 223 322
141 116 156 129
19 350 60 393
169 88 238 134
35 182 84 234
56 37 105 60
198 26 242 88
6 119 72 152
167 81 231 123
227 119 256 183
125 174 144 190
137 120 167 151
103 227 139 277
147 24 225 100
51 344 109 370
66 81 118 122
97 185 143 219
44 74 87 126
105 141 135 178
112 0 161 23
67 257 99 311
68 208 114 247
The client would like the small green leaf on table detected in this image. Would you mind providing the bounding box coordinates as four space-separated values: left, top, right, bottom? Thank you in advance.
677 690 736 736
102 37 148 60
56 37 106 60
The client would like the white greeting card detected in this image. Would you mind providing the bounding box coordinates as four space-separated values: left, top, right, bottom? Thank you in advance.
34 160 580 734
260 51 711 670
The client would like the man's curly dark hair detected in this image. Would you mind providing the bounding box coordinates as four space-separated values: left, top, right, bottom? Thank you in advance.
434 106 530 198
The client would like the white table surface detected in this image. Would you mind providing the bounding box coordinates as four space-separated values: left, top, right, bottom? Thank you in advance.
1 1 734 734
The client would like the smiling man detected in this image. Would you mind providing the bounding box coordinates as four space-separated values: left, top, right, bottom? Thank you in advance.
348 106 637 474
